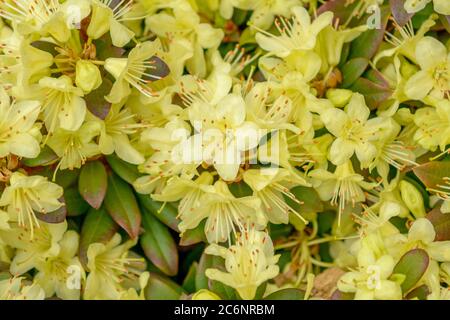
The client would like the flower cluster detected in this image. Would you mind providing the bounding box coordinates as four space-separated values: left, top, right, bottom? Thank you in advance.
0 0 449 301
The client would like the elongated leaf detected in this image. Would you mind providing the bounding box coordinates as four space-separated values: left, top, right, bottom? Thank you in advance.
264 289 305 300
22 146 58 167
106 154 142 184
55 169 80 189
342 57 369 88
317 0 362 26
405 284 430 300
138 194 180 232
31 41 58 56
84 78 113 119
392 249 429 293
426 206 450 241
390 0 414 26
104 173 142 238
349 6 390 60
182 262 198 293
79 161 107 209
79 207 118 267
350 77 392 110
141 209 178 276
64 187 90 217
144 272 184 300
229 181 253 197
288 186 324 213
413 161 450 190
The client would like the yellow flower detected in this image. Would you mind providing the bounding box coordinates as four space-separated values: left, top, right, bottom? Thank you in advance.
255 6 333 58
179 75 261 181
205 228 280 300
0 87 41 158
87 0 137 47
0 277 45 300
243 168 306 225
91 104 145 165
413 100 450 152
47 121 100 170
404 0 450 15
309 161 376 224
0 220 67 275
38 75 87 133
34 230 85 300
320 93 387 166
118 271 149 300
152 172 214 222
0 172 64 238
221 0 302 30
104 40 163 103
178 180 264 244
147 3 223 77
338 255 402 300
404 37 450 101
404 218 450 262
84 233 139 300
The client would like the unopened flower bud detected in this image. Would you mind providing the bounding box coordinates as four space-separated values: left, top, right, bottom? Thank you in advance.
400 180 426 218
326 89 353 108
76 60 102 93
192 289 221 300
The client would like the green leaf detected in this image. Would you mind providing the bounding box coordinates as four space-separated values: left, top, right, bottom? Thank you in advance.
104 173 142 238
137 194 180 233
55 169 80 189
182 262 198 293
413 161 450 191
95 35 125 61
78 161 108 209
350 77 393 110
405 284 430 300
392 248 429 293
140 209 178 276
84 78 113 119
106 154 142 184
229 181 253 197
79 207 118 267
342 57 369 88
287 186 324 213
317 0 363 27
64 187 90 217
180 220 207 246
144 272 184 300
349 5 390 60
390 0 414 26
426 206 450 241
31 41 58 56
22 146 58 167
411 2 434 28
263 288 305 300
